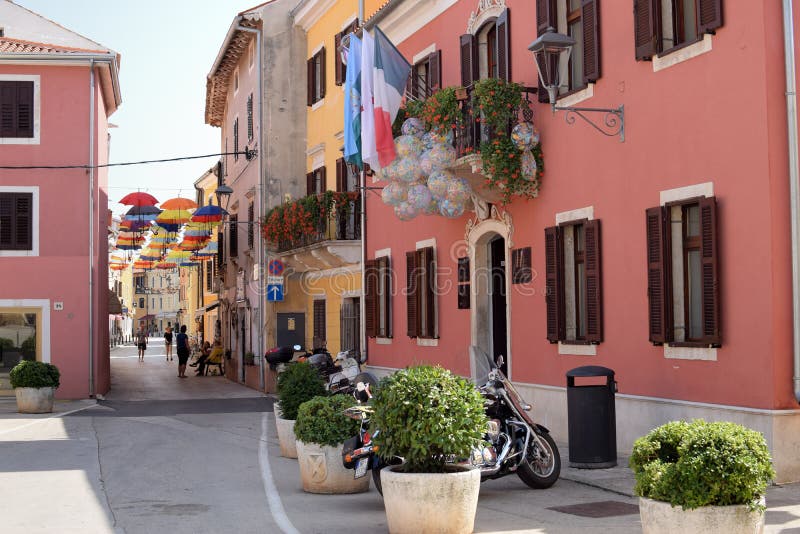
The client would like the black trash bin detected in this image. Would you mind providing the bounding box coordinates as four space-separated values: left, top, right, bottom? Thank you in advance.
566 366 617 468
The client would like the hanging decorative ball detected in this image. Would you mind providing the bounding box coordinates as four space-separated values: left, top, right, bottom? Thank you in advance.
395 134 424 159
423 196 440 216
393 156 425 183
420 149 433 175
377 158 402 181
407 184 434 211
429 130 454 145
381 181 409 206
520 149 538 181
511 122 536 151
401 117 426 137
427 169 456 199
394 200 419 221
439 198 466 219
426 142 457 171
445 177 472 204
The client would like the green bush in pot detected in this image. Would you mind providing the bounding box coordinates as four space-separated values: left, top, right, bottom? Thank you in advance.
276 362 326 420
10 360 60 389
371 365 486 473
295 395 360 447
629 420 775 510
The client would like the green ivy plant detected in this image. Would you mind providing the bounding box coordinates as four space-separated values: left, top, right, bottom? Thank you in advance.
371 365 486 473
9 360 60 389
630 420 775 511
294 395 361 447
276 362 327 420
472 78 523 133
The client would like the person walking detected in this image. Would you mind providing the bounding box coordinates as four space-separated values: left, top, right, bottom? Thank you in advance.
136 327 147 362
175 325 190 378
164 322 173 362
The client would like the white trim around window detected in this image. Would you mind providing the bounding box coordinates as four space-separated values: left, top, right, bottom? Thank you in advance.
0 185 39 257
0 74 41 145
0 299 50 362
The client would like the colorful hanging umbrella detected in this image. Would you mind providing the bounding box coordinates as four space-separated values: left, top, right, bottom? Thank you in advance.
156 209 192 226
156 262 178 270
119 192 159 206
191 203 227 223
160 197 198 210
125 205 161 221
119 219 151 233
194 241 218 257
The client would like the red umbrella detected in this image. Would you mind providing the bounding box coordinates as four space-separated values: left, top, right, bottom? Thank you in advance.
119 192 159 206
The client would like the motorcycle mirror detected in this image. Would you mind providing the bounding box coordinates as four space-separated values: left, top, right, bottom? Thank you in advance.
496 355 504 368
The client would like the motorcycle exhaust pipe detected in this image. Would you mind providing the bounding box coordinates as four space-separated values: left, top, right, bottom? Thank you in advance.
477 435 513 476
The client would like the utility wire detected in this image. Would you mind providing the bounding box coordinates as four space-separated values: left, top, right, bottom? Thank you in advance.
0 150 254 170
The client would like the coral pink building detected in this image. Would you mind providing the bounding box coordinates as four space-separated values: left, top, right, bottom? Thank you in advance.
362 0 800 482
0 0 121 398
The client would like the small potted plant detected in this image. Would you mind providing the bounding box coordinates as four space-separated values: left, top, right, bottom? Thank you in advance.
274 362 327 458
10 360 60 413
630 419 775 534
294 394 368 494
371 365 487 534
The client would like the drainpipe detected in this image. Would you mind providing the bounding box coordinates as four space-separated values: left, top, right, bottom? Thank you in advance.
236 22 265 390
783 0 800 403
88 60 96 397
359 0 368 363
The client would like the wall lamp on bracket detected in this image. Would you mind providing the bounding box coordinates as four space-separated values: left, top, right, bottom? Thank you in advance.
215 184 234 212
529 27 625 142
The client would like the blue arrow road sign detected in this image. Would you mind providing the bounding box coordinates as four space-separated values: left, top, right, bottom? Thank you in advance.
267 284 284 302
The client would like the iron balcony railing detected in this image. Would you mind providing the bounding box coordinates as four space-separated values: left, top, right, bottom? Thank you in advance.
268 192 362 253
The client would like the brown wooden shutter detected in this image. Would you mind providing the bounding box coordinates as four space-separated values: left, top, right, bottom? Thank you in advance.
699 197 720 345
428 50 442 92
0 194 13 248
336 158 345 192
634 0 659 60
16 82 33 137
584 219 603 343
0 83 13 136
319 166 327 192
422 246 436 338
381 256 392 337
459 34 478 87
335 32 344 86
217 231 225 266
581 0 600 83
697 0 723 35
319 46 328 100
365 259 378 337
0 193 32 250
307 57 314 106
406 250 419 338
536 0 557 102
646 206 669 344
313 300 326 345
496 8 511 81
0 81 33 138
544 226 564 342
306 172 314 196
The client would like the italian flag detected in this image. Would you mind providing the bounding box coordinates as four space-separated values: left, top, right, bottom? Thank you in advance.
371 27 411 168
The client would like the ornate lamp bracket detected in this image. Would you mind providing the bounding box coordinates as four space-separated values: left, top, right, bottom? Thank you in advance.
553 104 625 142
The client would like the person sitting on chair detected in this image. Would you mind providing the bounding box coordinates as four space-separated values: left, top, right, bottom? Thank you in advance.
197 341 221 376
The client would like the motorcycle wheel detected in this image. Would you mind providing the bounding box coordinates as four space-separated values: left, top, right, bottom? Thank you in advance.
371 456 402 496
517 430 561 489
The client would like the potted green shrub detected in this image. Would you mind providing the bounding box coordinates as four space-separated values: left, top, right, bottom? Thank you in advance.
274 362 326 458
10 360 60 413
294 395 368 494
630 420 775 534
371 365 487 534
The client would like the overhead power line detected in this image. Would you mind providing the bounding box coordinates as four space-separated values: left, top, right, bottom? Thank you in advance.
0 150 255 170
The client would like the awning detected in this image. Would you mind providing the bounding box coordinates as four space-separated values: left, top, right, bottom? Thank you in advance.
138 314 155 321
194 301 220 318
108 289 122 314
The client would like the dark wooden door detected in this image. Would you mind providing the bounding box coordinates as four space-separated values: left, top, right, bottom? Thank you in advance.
490 237 508 375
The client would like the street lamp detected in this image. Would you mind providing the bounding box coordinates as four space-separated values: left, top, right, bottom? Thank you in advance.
529 27 625 142
215 184 233 212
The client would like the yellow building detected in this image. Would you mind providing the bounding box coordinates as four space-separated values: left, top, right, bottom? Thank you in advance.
275 0 383 358
191 167 222 345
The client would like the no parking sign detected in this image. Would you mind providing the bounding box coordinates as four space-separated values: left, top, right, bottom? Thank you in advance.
268 259 284 276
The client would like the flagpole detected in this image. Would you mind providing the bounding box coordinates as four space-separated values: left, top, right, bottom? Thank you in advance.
359 0 368 364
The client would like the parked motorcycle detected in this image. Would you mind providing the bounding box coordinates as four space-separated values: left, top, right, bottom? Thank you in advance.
265 344 368 395
341 347 561 494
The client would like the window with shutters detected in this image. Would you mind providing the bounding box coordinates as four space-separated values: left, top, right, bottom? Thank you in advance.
229 215 238 258
340 297 361 354
461 9 510 85
646 195 719 347
365 255 392 338
410 51 441 100
536 0 600 101
634 0 723 60
406 246 437 340
0 192 33 252
545 217 602 346
206 261 214 291
307 48 326 106
233 117 239 161
247 94 253 140
0 79 36 140
313 299 326 347
247 201 254 249
335 20 359 86
306 166 326 196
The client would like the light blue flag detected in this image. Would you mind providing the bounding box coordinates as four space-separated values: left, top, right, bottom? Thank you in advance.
343 34 362 169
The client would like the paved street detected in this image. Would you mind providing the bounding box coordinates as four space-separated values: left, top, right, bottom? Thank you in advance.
0 339 798 533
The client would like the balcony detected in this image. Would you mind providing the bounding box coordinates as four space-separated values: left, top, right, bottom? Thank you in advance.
263 191 361 272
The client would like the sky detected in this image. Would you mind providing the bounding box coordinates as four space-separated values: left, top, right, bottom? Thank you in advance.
15 0 259 215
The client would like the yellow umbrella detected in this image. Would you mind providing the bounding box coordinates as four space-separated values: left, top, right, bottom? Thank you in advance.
156 209 192 225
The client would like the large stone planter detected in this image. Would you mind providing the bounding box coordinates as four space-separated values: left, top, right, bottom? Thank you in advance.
15 387 55 414
381 465 481 534
639 497 765 534
296 440 370 494
274 403 298 458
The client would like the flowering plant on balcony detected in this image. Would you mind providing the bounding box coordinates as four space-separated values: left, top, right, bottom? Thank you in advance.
261 190 357 248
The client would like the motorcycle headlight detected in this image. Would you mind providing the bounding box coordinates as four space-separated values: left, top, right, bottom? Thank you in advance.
486 419 501 441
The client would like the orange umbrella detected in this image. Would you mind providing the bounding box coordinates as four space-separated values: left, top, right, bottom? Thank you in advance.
160 197 198 210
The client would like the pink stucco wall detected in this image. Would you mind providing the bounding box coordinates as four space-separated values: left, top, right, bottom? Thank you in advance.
367 1 800 410
0 64 112 398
